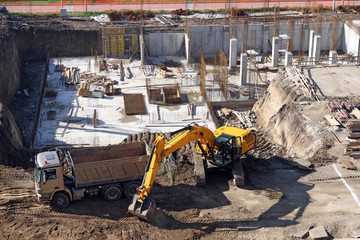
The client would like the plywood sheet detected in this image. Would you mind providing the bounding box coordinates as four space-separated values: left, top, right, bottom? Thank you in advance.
123 93 146 115
325 115 340 126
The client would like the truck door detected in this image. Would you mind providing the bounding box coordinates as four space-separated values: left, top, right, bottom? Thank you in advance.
40 167 63 200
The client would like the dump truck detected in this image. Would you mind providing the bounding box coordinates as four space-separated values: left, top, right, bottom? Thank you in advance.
34 142 149 209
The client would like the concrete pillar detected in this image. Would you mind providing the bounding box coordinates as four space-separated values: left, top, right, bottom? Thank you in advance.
313 35 321 64
357 37 360 64
271 37 279 67
284 51 293 66
140 35 145 66
239 53 247 86
185 33 191 65
329 50 337 65
263 25 270 53
308 30 315 63
228 38 238 69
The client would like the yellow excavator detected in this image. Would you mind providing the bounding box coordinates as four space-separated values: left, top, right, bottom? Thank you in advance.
128 123 256 219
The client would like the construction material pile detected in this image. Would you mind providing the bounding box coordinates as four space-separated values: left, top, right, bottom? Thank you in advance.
216 108 256 129
107 11 154 21
327 99 358 123
78 82 90 97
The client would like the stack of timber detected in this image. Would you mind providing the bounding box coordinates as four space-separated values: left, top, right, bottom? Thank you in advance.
78 82 90 97
346 119 360 132
216 108 255 129
346 119 360 159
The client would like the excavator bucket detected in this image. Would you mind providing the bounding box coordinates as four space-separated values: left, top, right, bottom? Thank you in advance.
128 194 157 220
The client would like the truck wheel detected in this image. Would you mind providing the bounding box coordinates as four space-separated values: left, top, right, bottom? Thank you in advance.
51 192 70 209
103 186 121 201
124 182 140 199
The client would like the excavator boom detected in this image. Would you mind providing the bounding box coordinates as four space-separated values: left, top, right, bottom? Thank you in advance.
128 124 215 219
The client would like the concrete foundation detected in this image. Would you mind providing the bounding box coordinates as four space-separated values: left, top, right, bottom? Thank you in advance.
185 33 191 65
285 51 293 66
140 35 145 65
240 53 247 86
271 37 279 67
329 50 337 64
228 38 238 69
313 35 322 64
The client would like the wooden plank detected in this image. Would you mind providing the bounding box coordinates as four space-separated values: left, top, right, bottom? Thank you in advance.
347 141 360 146
325 115 340 126
349 133 360 139
349 152 360 159
341 160 357 170
123 94 146 115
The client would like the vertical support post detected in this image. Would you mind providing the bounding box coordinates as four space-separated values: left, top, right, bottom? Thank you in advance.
140 35 145 66
308 30 315 64
271 37 279 67
357 37 360 64
285 52 293 66
313 35 321 65
239 53 247 86
329 50 337 65
185 33 191 65
228 38 237 69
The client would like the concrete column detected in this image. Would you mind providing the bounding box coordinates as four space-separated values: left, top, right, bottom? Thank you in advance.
313 35 321 64
263 25 270 53
239 53 247 86
185 33 191 65
228 38 238 69
284 51 293 66
140 35 145 66
329 50 337 65
271 37 279 67
308 30 315 63
357 37 360 64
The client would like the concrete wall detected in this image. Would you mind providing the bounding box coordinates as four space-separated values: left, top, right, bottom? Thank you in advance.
341 23 360 55
144 32 184 56
188 22 344 59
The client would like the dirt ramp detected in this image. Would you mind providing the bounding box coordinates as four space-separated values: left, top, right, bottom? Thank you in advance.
253 70 331 162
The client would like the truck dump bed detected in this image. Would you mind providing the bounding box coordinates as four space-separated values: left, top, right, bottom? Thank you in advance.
67 142 148 187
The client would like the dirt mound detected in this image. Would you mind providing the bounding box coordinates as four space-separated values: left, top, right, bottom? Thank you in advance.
253 70 334 163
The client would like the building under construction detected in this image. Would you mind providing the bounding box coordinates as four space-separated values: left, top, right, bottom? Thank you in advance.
1 5 360 239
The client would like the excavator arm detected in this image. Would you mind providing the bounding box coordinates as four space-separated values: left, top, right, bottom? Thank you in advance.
128 124 215 219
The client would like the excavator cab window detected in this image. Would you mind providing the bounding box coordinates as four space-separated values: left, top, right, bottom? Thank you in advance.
213 134 235 166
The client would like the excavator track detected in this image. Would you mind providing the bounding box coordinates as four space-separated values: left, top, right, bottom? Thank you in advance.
1 207 258 224
0 208 141 223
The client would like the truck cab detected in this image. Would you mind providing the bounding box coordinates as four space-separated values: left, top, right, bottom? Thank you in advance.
34 150 71 208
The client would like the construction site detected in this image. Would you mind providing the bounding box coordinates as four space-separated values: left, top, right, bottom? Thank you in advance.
1 3 360 240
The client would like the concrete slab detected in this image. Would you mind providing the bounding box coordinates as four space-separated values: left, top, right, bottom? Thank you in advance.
34 57 216 148
309 226 328 240
303 66 360 97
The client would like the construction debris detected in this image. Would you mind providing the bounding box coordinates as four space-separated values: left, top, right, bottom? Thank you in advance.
78 82 90 97
308 226 328 240
341 159 357 170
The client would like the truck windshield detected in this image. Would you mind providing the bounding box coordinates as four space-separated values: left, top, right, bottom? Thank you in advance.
34 167 41 183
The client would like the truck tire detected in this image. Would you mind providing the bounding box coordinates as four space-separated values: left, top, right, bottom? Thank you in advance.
123 182 140 199
103 186 121 201
51 192 70 209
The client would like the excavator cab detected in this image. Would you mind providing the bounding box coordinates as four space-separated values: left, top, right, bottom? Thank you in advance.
212 134 242 166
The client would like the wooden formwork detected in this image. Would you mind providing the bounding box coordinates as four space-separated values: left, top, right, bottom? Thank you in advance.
146 78 181 105
123 93 146 115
